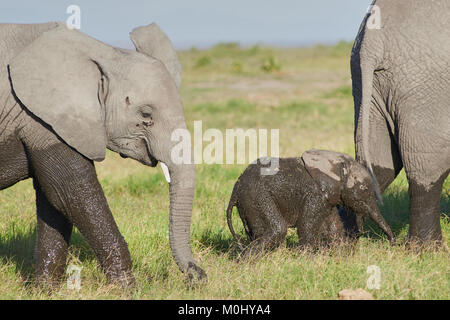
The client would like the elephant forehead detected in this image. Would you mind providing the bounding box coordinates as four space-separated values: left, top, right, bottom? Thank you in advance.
301 150 342 181
125 62 180 105
346 165 370 189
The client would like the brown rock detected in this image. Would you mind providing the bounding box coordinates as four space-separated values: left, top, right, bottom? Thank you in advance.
338 288 374 300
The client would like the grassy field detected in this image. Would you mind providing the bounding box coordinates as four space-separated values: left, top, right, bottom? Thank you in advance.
0 42 448 299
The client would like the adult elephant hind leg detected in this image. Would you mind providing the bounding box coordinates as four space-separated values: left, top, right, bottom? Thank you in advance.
34 182 72 288
28 142 135 287
399 106 450 246
407 170 449 246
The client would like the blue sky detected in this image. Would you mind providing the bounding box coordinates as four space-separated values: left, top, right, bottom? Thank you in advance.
0 0 371 49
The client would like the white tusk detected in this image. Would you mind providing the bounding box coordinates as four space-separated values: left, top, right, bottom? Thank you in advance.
160 162 171 183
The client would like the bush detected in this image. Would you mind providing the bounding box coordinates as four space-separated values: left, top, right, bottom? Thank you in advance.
261 55 281 73
195 55 212 68
231 61 243 73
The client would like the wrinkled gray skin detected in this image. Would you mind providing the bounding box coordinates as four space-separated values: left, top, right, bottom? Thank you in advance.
351 0 450 245
227 150 394 256
0 22 205 286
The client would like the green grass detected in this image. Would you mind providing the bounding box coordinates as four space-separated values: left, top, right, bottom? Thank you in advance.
0 41 448 299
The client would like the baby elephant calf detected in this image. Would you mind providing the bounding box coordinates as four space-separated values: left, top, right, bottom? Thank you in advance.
227 149 394 256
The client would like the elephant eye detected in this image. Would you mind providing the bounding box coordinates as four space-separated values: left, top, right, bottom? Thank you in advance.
139 105 153 119
141 111 152 118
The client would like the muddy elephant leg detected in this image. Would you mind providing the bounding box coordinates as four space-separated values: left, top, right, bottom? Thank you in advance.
319 207 347 244
34 182 73 286
28 143 134 286
337 206 361 239
241 195 287 258
296 198 331 248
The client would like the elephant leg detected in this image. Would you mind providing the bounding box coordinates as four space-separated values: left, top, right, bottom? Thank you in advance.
398 101 450 245
319 207 346 244
296 197 331 248
241 194 287 258
28 142 134 286
407 170 448 245
337 206 361 239
34 182 73 286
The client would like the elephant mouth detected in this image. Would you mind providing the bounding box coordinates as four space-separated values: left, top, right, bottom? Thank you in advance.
141 137 159 167
119 151 157 167
148 152 158 167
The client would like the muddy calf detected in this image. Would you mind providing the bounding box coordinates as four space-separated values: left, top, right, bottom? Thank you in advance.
227 149 394 256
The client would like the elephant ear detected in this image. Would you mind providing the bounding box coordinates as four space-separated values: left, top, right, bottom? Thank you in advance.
8 24 108 161
130 23 182 88
301 149 353 204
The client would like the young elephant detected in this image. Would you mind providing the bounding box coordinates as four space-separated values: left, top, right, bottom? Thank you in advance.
226 149 394 256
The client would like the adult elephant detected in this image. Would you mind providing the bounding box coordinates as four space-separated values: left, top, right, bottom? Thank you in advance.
0 22 205 286
351 0 450 245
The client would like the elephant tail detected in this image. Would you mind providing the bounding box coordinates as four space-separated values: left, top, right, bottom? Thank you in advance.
358 60 383 204
226 181 244 250
352 9 385 204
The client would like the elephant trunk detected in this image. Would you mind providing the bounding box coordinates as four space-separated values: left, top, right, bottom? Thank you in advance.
344 192 394 244
164 161 206 282
364 199 395 244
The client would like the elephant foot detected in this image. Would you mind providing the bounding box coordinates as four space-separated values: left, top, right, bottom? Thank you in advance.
407 175 446 248
35 261 67 292
36 268 136 291
388 236 397 246
185 262 207 286
406 238 443 253
407 225 443 249
106 270 136 289
238 242 266 262
35 273 64 292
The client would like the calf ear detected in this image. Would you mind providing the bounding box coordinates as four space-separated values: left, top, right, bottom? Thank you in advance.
301 149 350 204
130 23 182 89
8 25 108 161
